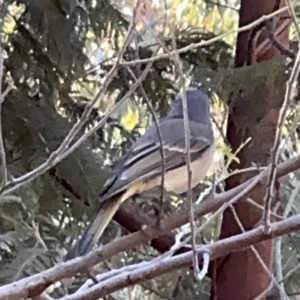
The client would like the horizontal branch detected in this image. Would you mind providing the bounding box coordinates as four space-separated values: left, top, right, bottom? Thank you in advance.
60 214 300 300
119 5 293 66
0 154 299 300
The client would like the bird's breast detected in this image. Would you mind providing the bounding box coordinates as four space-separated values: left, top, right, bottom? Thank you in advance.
159 145 214 194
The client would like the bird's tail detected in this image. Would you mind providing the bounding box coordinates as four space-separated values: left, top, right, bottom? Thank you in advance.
65 196 123 260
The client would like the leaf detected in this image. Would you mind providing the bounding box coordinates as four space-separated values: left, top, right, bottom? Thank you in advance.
3 14 16 35
120 106 140 132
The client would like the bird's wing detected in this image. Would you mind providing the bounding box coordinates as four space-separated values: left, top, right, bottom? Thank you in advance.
100 119 214 199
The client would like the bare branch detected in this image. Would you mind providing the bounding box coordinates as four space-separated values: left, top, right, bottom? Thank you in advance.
266 18 295 59
0 154 300 300
58 214 300 300
230 206 289 299
275 238 286 300
125 66 166 219
0 0 155 198
197 252 210 281
2 1 300 299
159 167 263 260
264 1 300 232
119 5 298 67
171 43 201 279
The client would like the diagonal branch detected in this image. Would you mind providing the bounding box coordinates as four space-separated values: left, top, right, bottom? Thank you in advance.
264 0 300 232
0 154 300 300
60 214 300 300
119 4 298 67
125 66 166 218
0 0 153 198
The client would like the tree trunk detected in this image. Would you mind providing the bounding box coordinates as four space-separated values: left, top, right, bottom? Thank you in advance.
212 1 291 299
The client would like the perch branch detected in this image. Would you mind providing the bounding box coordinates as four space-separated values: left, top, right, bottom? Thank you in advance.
0 154 300 300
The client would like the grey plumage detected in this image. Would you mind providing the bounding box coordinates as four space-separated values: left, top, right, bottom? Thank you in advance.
100 89 214 200
65 89 215 260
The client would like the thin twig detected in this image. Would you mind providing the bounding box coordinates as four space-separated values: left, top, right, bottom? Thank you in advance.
169 34 201 279
1 155 300 300
180 86 200 279
119 4 299 67
0 49 11 187
158 172 263 260
58 215 300 300
58 61 155 163
125 15 168 216
137 15 190 223
263 1 300 232
225 137 252 170
216 166 266 185
266 18 295 59
254 15 292 62
0 1 154 197
53 13 136 155
251 283 274 300
211 113 228 144
230 206 289 300
245 198 283 221
126 67 166 219
275 238 285 300
197 252 210 281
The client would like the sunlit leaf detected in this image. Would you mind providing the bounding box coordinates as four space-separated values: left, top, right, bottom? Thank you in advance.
120 106 140 132
3 15 16 35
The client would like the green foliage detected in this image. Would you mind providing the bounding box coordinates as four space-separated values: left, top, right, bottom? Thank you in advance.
1 0 299 298
0 0 231 297
5 0 296 299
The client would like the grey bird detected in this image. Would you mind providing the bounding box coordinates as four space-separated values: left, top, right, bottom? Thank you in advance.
65 89 215 260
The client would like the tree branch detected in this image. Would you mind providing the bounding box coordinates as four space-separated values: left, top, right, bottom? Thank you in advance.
264 3 300 231
61 213 300 300
0 154 299 300
119 4 297 67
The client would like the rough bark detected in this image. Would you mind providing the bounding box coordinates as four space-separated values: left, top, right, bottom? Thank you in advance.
212 1 291 299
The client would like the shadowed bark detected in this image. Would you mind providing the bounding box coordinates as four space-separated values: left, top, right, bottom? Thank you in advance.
212 1 291 299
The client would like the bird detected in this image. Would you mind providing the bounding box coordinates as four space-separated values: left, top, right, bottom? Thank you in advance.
65 89 215 260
